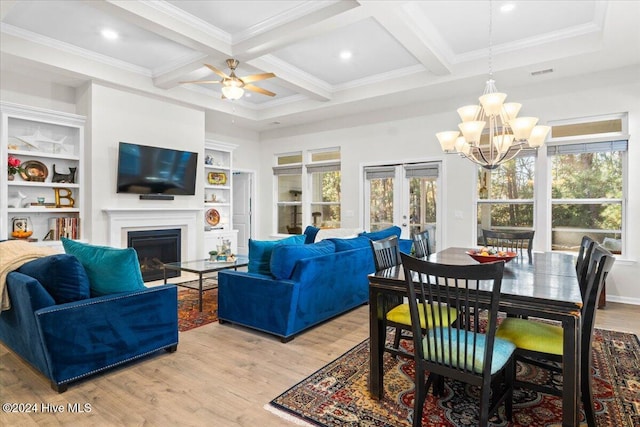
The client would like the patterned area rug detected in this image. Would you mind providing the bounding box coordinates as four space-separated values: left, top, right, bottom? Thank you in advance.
268 328 640 426
177 285 218 332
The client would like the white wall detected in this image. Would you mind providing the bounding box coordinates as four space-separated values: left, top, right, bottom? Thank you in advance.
258 66 640 304
78 82 205 249
0 69 77 113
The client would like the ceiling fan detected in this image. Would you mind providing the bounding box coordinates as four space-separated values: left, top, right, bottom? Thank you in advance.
180 59 276 100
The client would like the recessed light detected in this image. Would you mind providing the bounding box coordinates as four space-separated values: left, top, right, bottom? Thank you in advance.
500 3 516 13
339 50 352 60
101 29 119 40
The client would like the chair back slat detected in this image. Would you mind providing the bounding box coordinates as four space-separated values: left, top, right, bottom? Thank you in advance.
370 235 402 271
412 230 432 258
576 236 596 298
401 253 505 375
482 229 535 261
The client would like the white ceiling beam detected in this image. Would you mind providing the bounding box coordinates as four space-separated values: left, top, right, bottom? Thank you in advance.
83 0 232 57
233 1 365 60
247 55 332 101
0 0 18 21
359 1 451 76
0 32 258 121
153 55 219 90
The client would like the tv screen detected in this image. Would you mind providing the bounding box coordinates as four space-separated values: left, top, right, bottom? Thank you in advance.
116 142 198 195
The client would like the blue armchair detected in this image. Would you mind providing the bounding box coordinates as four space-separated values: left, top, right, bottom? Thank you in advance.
0 271 178 392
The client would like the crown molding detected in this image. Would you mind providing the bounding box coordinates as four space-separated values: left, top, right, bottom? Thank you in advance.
143 0 231 44
232 0 343 44
1 23 152 77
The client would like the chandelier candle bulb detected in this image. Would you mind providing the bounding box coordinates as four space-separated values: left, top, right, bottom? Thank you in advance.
457 105 480 122
479 92 507 115
436 131 460 151
528 125 551 147
509 117 539 140
458 121 486 143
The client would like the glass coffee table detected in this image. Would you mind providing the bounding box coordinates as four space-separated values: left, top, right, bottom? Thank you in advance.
163 256 248 312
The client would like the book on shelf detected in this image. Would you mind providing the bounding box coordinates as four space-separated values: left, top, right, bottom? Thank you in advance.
47 217 80 240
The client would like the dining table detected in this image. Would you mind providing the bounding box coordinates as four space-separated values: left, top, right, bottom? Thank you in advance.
368 247 583 427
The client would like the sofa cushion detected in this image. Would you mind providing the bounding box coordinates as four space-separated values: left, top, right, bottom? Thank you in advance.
303 225 320 244
270 240 336 280
61 238 146 296
329 236 372 252
17 254 91 304
359 226 402 241
248 235 305 275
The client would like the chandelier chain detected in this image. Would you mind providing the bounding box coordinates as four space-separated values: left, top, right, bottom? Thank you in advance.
488 0 493 78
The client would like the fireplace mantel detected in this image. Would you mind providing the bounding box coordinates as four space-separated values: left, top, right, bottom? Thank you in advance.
103 208 201 262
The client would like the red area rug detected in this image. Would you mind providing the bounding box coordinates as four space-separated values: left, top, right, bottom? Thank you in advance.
268 328 640 426
177 286 218 332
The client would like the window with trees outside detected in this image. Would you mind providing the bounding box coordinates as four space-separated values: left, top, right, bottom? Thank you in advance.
273 149 341 234
308 149 341 229
549 139 626 254
274 153 302 235
476 114 628 255
476 154 535 245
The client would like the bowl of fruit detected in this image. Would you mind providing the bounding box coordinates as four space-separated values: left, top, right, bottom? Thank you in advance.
11 230 33 239
466 247 517 263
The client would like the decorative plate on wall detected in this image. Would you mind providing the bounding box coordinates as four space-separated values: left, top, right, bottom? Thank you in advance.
208 172 227 185
19 160 48 182
205 208 220 226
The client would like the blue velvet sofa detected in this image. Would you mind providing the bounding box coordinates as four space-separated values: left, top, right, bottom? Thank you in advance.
218 226 410 342
0 246 179 392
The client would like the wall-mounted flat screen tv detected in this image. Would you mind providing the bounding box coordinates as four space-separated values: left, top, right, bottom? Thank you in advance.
116 142 198 195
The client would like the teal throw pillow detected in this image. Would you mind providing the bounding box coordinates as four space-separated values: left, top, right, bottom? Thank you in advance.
61 238 146 296
328 236 371 252
270 240 335 280
17 254 91 304
248 234 305 275
359 226 402 241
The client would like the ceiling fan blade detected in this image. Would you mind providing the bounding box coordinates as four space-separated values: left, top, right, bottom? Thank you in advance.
241 72 276 84
244 84 276 97
204 63 229 79
179 80 221 84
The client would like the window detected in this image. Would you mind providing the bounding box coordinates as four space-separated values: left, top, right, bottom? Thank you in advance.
476 154 535 244
475 114 628 255
273 148 341 234
549 140 626 254
273 153 302 234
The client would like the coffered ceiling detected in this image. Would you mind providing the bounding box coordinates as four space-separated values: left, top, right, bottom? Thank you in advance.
1 1 639 132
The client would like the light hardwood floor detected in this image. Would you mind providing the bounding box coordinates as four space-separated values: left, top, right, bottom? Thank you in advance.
1 302 638 426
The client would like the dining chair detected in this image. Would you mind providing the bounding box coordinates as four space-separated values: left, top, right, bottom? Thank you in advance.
482 229 535 261
369 236 457 357
495 244 615 427
400 252 515 427
576 236 596 298
412 229 431 258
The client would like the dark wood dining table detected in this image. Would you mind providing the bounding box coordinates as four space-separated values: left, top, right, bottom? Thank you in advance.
368 247 583 427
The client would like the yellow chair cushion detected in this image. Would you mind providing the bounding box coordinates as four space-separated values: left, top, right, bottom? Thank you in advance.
496 317 563 356
386 303 458 329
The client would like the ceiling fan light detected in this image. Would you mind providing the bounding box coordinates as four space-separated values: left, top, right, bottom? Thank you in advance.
458 121 486 144
457 105 480 122
528 125 551 147
436 131 460 152
479 92 507 116
509 116 539 140
222 85 244 100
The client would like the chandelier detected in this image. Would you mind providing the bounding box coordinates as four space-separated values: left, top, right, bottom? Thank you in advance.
436 1 550 170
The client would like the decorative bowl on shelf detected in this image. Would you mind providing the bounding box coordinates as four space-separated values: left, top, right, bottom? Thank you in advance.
466 248 517 263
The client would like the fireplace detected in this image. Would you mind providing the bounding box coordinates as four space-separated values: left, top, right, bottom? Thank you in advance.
127 229 181 282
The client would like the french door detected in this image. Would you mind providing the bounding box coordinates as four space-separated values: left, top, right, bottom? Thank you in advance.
364 162 441 252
